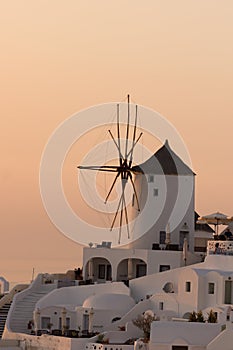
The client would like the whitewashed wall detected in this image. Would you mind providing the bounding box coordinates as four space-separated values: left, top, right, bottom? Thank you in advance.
36 282 129 309
150 321 222 350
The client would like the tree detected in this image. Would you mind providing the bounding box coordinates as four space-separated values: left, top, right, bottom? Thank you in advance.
188 311 197 322
132 310 156 341
196 310 205 323
207 309 217 323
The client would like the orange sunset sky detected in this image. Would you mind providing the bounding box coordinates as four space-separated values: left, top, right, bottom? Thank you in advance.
1 1 233 284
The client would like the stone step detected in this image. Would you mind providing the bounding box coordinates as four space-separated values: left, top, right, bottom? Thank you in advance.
8 284 57 334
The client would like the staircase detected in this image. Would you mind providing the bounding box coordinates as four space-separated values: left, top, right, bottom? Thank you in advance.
9 288 55 335
0 303 11 338
6 274 57 334
5 274 72 337
0 284 28 339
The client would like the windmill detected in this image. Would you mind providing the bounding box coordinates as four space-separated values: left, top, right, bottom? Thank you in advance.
77 95 142 244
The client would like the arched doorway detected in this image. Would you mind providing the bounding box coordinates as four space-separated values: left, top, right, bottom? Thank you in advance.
117 258 147 283
85 257 112 283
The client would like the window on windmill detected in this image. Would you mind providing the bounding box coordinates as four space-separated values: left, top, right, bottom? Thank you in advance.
185 281 191 292
153 188 158 196
148 175 154 183
208 282 215 294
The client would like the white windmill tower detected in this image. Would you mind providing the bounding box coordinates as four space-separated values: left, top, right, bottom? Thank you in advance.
128 139 196 253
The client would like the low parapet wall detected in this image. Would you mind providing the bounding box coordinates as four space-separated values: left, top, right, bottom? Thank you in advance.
3 331 88 350
85 343 133 350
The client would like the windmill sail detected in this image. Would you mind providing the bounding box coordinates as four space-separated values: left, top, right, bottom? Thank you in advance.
77 95 141 244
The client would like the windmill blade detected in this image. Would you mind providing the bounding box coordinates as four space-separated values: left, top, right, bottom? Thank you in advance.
117 104 123 166
126 132 143 162
129 105 138 165
78 165 120 173
132 105 138 143
125 94 130 159
105 171 120 203
110 177 127 238
77 95 142 243
110 193 123 231
118 197 124 244
78 165 120 170
108 129 124 160
129 172 140 211
122 190 130 239
78 168 118 173
117 178 128 243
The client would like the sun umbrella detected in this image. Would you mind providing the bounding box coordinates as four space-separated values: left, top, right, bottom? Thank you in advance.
165 222 171 245
197 212 232 235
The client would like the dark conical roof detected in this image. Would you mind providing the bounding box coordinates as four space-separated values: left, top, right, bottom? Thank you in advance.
132 140 195 175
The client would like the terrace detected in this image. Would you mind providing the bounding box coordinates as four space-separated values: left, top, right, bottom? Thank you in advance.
207 240 233 255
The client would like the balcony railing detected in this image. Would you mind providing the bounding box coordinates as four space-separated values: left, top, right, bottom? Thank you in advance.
207 240 233 255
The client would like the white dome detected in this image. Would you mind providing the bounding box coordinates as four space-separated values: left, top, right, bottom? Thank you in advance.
83 293 135 311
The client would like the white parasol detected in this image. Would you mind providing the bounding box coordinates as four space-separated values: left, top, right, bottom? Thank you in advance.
165 222 171 245
197 212 232 235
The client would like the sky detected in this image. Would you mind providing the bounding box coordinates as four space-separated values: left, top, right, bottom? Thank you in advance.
0 0 233 284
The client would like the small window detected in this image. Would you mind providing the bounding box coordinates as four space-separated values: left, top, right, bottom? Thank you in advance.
98 264 105 279
148 175 154 183
159 265 170 272
153 188 158 196
208 282 215 294
159 302 164 310
186 281 191 292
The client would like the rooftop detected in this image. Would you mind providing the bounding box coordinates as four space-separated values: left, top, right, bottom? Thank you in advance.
132 140 195 175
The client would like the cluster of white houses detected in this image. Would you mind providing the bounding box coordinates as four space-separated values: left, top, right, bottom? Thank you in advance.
1 141 233 350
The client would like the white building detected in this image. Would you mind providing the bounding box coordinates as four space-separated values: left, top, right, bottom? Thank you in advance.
34 281 132 334
2 242 233 349
150 321 222 350
3 140 231 349
130 241 233 313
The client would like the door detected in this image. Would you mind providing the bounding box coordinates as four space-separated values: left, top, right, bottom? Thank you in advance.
106 264 112 281
225 280 232 304
82 314 89 332
136 264 146 278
